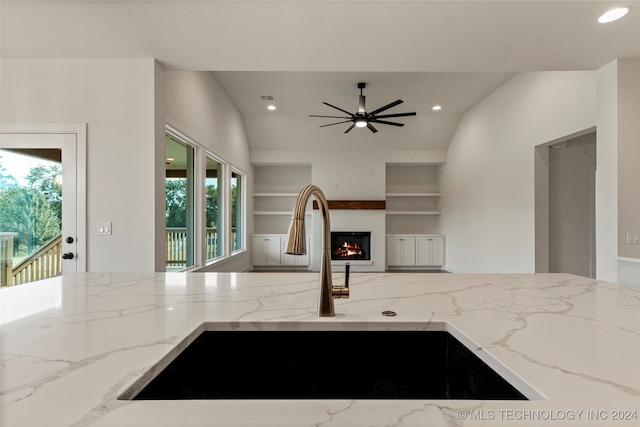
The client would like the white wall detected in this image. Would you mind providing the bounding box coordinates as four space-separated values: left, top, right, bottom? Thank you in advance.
165 71 253 272
440 72 597 273
602 58 640 286
1 62 254 273
1 58 164 272
165 72 251 174
595 62 619 282
617 58 640 260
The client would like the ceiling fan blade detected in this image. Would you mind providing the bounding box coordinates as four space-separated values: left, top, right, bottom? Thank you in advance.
367 123 378 133
322 102 354 117
369 119 405 127
368 99 403 116
319 120 353 128
309 114 351 119
344 124 356 134
372 112 417 119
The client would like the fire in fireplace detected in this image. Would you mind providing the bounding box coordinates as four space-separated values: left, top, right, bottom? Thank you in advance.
331 232 371 261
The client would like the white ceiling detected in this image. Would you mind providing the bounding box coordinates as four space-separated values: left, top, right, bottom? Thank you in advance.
2 1 639 151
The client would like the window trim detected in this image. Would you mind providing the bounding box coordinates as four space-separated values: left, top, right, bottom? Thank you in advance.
165 125 247 271
204 151 226 263
165 128 197 270
230 167 246 254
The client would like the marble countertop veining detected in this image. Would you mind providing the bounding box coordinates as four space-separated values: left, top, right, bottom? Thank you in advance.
0 272 639 426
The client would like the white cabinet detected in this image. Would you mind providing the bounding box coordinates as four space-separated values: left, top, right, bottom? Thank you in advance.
416 236 445 266
387 234 445 268
386 236 416 266
252 235 282 266
252 234 311 268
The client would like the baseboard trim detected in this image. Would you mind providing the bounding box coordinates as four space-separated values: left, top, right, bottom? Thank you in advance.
617 257 640 287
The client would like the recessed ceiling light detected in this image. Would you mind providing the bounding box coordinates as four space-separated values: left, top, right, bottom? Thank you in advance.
598 7 630 23
267 104 277 111
432 105 442 111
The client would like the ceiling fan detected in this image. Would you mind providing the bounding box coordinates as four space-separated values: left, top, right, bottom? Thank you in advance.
310 82 416 134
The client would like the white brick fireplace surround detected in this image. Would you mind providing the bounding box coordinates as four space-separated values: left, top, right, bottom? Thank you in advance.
311 204 386 273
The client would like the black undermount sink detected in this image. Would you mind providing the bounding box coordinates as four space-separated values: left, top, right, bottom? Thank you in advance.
129 327 529 400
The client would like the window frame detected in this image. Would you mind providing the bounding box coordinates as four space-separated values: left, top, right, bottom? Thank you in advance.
165 130 197 271
204 152 226 263
165 125 246 271
230 167 246 254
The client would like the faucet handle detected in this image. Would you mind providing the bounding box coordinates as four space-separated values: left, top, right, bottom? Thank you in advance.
332 285 349 299
332 263 350 299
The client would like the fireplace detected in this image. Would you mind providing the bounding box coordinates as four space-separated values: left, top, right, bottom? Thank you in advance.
331 232 371 261
312 207 384 272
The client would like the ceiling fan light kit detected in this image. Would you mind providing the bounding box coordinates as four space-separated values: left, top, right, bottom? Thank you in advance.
310 82 416 134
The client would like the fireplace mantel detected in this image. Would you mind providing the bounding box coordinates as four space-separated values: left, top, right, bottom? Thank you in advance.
312 200 386 210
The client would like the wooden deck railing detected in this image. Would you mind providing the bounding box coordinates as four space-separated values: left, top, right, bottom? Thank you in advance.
166 228 228 267
1 228 234 286
10 235 62 286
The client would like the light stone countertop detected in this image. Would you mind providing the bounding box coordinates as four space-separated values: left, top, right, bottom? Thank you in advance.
0 272 638 426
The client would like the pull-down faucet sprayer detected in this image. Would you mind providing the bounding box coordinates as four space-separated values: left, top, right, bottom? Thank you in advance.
285 185 349 317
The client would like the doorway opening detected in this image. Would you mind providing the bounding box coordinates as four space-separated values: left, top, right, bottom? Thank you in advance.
535 130 596 278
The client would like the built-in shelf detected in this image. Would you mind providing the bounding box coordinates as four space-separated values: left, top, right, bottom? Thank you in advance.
385 163 442 235
254 211 310 216
386 192 441 197
253 164 312 235
386 211 441 215
253 193 300 197
312 200 386 210
254 211 290 216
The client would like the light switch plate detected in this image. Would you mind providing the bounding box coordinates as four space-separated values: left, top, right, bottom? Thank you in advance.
627 231 640 244
98 221 112 236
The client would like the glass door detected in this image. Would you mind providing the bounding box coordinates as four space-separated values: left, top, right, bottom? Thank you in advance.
0 133 79 286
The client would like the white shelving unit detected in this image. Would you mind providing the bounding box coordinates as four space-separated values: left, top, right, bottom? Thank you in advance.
253 165 312 235
252 164 312 270
385 164 442 234
385 163 445 270
385 192 441 215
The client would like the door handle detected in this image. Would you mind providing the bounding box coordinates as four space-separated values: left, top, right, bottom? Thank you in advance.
62 252 74 260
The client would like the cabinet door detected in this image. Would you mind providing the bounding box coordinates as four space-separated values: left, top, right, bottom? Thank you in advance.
416 236 445 266
429 236 445 266
252 236 281 266
387 237 415 266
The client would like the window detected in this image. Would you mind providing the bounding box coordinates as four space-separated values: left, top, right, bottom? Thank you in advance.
231 170 244 252
164 126 246 271
206 155 224 261
165 133 195 270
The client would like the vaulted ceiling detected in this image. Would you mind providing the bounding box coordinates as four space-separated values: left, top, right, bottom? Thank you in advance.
2 1 639 151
